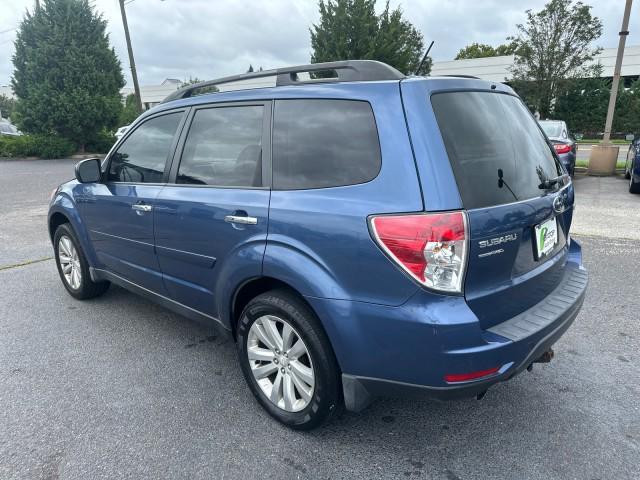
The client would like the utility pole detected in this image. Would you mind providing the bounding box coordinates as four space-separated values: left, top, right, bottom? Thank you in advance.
589 0 633 175
118 0 143 113
603 0 633 144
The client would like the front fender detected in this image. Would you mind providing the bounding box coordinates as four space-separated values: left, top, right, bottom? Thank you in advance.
48 192 98 267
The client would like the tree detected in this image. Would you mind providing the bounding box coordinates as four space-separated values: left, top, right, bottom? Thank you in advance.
182 76 218 95
247 64 254 73
552 77 609 134
455 42 517 60
11 0 124 151
612 80 640 135
118 93 140 127
0 95 17 120
509 0 602 118
310 0 430 75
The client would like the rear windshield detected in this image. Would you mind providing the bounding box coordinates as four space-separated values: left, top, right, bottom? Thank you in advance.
539 121 564 138
432 91 561 210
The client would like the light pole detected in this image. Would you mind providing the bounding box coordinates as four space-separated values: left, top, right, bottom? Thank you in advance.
118 0 143 113
602 0 633 144
589 0 633 175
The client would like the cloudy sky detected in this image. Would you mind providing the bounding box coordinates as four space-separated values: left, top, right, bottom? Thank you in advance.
0 0 637 87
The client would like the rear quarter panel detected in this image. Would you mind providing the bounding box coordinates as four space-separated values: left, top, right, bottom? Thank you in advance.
263 82 424 306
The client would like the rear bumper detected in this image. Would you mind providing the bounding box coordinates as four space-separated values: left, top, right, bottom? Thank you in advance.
307 240 588 412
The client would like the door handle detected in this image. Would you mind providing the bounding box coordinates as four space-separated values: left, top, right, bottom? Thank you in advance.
224 215 257 225
132 204 153 212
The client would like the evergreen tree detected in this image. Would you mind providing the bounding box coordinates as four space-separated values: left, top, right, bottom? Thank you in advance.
310 0 430 75
118 93 141 127
553 77 609 134
0 95 17 120
12 0 124 151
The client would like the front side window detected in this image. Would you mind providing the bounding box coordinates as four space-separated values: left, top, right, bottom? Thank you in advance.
272 99 381 190
107 112 182 183
177 106 264 187
432 92 562 210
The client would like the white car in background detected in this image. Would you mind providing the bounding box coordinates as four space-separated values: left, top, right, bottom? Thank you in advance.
115 125 129 140
0 121 22 137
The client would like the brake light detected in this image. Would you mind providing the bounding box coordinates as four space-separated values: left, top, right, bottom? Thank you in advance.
444 367 500 383
370 211 468 293
553 143 571 154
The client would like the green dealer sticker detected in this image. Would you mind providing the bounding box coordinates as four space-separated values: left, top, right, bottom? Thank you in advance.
535 217 558 258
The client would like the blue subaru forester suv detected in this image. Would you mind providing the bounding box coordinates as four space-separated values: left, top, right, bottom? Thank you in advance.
48 61 588 430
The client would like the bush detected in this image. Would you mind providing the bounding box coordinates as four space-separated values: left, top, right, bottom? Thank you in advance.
86 128 117 154
0 134 74 158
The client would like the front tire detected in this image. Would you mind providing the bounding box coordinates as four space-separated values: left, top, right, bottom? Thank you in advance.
54 223 110 299
236 289 342 430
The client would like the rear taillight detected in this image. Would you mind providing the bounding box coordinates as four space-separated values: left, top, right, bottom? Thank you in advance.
370 211 468 293
553 143 571 154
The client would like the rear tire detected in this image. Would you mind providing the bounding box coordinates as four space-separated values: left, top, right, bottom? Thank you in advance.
54 223 110 300
236 289 342 430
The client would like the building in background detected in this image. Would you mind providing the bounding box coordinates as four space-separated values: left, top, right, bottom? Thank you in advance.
1 78 183 112
431 45 640 84
120 78 183 110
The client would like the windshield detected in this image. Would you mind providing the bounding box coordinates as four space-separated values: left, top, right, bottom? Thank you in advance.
539 121 564 138
432 91 562 210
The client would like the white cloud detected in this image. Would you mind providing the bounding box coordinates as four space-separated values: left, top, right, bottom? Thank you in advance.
0 0 636 87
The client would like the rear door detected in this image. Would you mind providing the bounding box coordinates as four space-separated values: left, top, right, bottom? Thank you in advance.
153 102 271 318
79 110 185 292
430 90 573 329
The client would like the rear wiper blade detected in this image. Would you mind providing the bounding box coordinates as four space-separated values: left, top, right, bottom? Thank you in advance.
538 174 566 190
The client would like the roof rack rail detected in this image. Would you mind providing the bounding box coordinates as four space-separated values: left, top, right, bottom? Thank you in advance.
162 60 405 103
434 74 481 79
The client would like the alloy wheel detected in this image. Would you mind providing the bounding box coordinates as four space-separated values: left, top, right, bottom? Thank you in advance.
58 235 81 290
247 315 315 412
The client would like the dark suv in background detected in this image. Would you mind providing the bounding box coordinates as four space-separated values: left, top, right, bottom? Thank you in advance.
48 61 588 429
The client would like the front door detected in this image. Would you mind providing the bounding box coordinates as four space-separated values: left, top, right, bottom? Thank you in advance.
78 111 185 292
154 102 271 318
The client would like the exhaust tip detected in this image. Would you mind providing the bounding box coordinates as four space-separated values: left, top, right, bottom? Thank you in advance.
534 348 554 364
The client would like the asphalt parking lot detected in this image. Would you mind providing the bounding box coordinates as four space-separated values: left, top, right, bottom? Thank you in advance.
0 159 638 480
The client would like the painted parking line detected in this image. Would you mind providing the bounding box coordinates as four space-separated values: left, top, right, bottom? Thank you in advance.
0 256 53 271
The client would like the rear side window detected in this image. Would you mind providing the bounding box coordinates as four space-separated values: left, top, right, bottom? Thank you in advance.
108 112 182 183
272 99 381 190
177 106 264 187
432 92 561 210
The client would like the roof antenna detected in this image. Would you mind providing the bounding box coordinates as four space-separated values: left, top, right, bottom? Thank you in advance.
415 40 434 75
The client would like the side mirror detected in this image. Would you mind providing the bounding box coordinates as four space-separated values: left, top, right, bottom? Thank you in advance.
75 158 102 183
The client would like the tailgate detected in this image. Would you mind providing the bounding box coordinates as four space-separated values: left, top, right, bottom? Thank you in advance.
429 89 574 329
465 189 574 328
